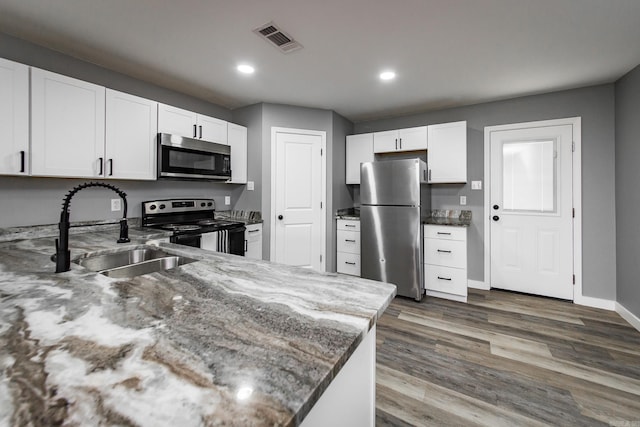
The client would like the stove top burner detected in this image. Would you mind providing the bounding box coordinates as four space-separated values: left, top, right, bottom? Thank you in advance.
161 224 202 232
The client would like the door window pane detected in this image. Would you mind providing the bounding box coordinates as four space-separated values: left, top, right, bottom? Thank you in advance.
502 140 556 212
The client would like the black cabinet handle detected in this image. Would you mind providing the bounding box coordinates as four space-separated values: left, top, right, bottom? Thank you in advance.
244 240 248 252
19 151 25 173
437 276 452 281
437 249 452 253
437 232 451 235
399 138 402 149
345 239 356 242
345 224 356 228
345 261 356 265
98 157 103 175
248 229 259 233
193 124 197 138
395 138 398 150
108 159 113 176
199 125 203 139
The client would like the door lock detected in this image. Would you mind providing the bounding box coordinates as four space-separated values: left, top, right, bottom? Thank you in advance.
492 215 500 221
278 215 283 220
493 204 499 210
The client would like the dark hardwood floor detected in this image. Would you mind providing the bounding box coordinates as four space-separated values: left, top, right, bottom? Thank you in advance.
375 289 640 426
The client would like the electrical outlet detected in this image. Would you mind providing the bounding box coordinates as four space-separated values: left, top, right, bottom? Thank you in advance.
225 196 231 205
471 180 482 190
111 199 121 211
247 181 255 191
460 196 467 206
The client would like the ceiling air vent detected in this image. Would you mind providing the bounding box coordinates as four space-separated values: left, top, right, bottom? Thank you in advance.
253 21 303 53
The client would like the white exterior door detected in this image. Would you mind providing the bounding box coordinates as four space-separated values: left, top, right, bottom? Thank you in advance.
489 123 574 300
272 128 325 271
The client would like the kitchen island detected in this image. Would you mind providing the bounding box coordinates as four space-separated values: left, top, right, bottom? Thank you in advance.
0 223 396 426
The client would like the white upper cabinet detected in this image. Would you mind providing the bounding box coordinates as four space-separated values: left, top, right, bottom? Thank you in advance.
0 58 29 175
227 123 248 184
346 133 374 184
105 89 158 180
427 121 467 183
31 68 106 178
373 126 427 153
158 103 228 144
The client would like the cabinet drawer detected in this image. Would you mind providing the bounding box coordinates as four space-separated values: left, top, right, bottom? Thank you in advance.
245 224 262 242
337 252 361 276
425 265 467 296
337 230 360 254
424 238 466 268
424 225 466 241
337 219 360 232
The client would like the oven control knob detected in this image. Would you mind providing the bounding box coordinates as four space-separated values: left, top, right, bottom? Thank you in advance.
207 202 213 207
159 204 166 209
201 202 206 207
149 204 157 210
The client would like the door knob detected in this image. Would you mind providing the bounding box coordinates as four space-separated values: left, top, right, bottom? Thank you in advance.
492 215 500 221
278 215 283 220
493 204 499 210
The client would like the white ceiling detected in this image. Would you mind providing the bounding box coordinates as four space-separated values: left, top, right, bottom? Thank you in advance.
1 0 639 122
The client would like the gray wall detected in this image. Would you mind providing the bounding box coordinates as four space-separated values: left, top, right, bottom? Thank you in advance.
615 64 640 318
355 85 617 300
0 31 246 228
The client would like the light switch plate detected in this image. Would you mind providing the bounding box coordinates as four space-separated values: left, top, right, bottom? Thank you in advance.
111 199 121 211
471 180 482 190
460 196 467 205
225 196 231 205
247 181 255 191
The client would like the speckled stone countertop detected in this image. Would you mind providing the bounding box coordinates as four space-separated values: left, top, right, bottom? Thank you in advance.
335 207 360 220
423 209 472 227
0 224 395 426
215 210 263 225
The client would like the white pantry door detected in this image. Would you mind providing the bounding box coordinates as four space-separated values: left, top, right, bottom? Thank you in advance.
490 123 574 300
272 128 325 271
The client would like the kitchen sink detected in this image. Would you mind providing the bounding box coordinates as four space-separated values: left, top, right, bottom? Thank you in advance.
74 247 197 278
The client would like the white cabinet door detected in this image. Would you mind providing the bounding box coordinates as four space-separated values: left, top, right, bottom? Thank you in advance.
346 133 373 184
373 130 398 153
0 58 29 175
245 223 262 260
227 123 247 184
105 89 158 180
398 126 427 151
373 126 427 153
198 114 227 144
158 103 198 138
31 68 105 178
427 121 467 183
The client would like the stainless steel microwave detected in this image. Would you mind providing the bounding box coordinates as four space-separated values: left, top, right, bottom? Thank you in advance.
157 133 231 180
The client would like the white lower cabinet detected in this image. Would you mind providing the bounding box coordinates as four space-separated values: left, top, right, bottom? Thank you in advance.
336 219 360 276
244 223 263 260
424 224 467 302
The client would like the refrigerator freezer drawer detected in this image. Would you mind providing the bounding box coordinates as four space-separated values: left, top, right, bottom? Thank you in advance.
425 265 467 296
424 238 467 268
337 252 361 276
337 230 360 254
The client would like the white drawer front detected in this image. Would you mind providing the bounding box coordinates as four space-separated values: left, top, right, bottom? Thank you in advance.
337 252 361 276
337 230 360 254
425 265 467 296
245 224 262 242
337 219 360 232
425 238 466 268
424 225 466 241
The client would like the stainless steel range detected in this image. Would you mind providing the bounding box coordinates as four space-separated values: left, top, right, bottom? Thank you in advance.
141 198 246 255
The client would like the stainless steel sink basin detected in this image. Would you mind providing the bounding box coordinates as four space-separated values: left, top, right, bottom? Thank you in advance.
74 247 197 278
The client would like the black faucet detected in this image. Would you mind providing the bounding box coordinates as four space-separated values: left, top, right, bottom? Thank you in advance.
55 182 130 273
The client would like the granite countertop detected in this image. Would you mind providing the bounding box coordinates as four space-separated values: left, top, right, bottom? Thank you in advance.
215 210 263 225
423 209 472 227
335 207 360 221
0 224 395 426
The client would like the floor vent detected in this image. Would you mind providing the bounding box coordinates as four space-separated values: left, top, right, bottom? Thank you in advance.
253 21 303 53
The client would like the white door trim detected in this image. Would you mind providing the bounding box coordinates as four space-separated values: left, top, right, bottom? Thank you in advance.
484 117 582 303
269 126 327 272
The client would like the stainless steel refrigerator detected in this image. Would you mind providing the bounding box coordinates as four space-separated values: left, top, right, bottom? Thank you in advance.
360 159 430 301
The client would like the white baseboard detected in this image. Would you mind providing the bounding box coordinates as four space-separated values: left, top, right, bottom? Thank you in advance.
574 294 615 311
426 290 467 303
616 302 640 333
467 279 489 290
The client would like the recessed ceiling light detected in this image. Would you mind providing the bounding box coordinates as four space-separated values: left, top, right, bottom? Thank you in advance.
237 64 255 74
379 71 396 81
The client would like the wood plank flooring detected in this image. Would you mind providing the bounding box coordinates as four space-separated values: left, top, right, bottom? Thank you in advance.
375 289 640 426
